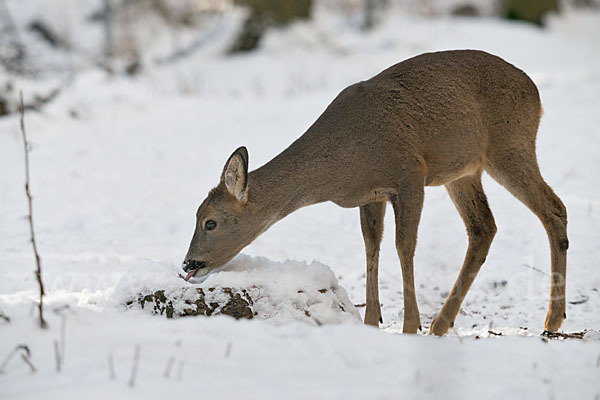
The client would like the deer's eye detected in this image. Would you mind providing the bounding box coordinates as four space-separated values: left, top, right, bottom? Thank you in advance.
205 220 217 231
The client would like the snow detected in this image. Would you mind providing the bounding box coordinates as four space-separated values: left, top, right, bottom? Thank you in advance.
1 307 597 400
1 2 600 399
119 255 361 325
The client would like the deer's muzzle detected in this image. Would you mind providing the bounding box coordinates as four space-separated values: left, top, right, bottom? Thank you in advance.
182 260 206 281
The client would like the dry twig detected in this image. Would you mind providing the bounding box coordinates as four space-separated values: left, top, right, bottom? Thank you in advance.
568 295 589 305
128 345 140 387
0 345 35 374
60 314 66 363
224 341 232 357
522 263 549 277
0 307 9 323
54 340 61 372
20 353 36 373
163 356 175 378
541 330 586 340
51 310 67 372
19 91 47 329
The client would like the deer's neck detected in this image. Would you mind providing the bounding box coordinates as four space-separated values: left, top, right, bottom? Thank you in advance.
247 147 329 230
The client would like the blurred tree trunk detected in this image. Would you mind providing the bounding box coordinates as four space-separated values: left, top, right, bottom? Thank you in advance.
503 0 558 25
230 0 312 52
103 0 113 71
362 0 388 30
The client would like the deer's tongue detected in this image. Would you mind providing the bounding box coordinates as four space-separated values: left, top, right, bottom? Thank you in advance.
184 269 198 282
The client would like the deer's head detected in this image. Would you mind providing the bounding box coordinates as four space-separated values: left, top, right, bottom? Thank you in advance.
183 147 258 281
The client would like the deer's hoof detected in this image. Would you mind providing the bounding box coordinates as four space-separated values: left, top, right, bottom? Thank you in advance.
544 311 564 333
430 315 452 336
402 318 421 334
364 311 381 327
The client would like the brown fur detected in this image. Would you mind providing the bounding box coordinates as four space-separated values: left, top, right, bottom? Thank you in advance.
185 50 568 335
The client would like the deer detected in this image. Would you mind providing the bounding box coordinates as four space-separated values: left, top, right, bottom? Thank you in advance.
183 50 568 336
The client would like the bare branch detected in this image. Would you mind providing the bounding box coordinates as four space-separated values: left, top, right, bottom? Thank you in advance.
0 345 33 374
0 348 19 373
0 306 9 323
128 345 140 387
20 353 37 373
163 356 175 378
224 341 232 358
541 330 586 340
60 314 66 363
54 340 61 372
19 90 47 329
522 263 549 277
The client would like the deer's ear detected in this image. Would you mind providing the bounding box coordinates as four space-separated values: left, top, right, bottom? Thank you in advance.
221 146 249 202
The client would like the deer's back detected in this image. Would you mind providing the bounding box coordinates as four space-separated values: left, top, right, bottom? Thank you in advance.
312 50 538 182
259 50 542 207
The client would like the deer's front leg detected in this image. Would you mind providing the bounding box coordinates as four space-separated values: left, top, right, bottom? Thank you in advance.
391 185 425 334
360 202 386 327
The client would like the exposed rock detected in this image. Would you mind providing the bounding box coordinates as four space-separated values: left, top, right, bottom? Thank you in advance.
128 287 254 320
121 255 361 325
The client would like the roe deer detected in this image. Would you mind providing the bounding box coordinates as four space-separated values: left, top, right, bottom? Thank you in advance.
183 50 568 335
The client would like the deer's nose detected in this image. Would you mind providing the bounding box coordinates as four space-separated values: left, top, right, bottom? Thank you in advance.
183 260 206 272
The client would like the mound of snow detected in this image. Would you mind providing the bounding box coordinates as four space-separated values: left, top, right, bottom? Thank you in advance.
118 254 361 325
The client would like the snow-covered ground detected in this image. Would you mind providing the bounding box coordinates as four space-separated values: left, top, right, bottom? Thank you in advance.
1 3 600 399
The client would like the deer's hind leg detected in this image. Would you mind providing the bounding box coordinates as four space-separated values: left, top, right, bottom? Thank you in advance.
486 148 568 332
360 201 386 327
391 183 425 334
430 172 497 336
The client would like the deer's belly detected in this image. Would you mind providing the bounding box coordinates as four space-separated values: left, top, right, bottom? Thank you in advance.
424 156 485 186
331 187 395 208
